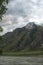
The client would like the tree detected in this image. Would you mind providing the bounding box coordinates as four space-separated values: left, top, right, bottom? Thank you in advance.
0 0 9 20
0 26 3 32
0 0 9 39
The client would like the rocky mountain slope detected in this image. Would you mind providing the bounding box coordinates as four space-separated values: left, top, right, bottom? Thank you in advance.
0 22 43 51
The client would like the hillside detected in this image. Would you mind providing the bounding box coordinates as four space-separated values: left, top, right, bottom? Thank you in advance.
0 22 43 52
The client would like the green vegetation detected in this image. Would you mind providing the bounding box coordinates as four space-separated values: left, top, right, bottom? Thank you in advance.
0 26 3 32
0 0 9 20
0 0 9 32
0 36 3 40
0 49 3 55
2 51 43 56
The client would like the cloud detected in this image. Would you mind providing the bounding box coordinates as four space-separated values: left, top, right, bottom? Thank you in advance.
6 0 43 23
0 0 43 35
6 0 34 17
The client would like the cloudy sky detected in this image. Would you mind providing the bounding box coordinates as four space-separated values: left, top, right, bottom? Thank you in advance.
0 0 43 35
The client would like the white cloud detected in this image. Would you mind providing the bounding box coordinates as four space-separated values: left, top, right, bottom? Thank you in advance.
0 0 43 35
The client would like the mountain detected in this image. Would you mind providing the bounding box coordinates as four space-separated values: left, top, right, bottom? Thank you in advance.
0 22 43 51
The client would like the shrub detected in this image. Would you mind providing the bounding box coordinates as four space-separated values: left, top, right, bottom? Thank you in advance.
0 49 3 55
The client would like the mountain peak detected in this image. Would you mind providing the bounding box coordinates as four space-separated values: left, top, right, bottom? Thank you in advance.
25 22 36 30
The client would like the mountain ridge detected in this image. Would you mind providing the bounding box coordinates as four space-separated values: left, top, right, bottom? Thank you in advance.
0 22 43 51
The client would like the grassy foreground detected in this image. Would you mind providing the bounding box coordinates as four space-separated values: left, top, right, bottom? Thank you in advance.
2 51 43 56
